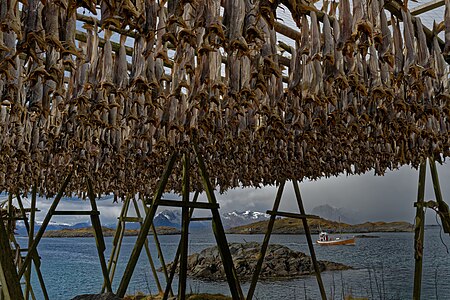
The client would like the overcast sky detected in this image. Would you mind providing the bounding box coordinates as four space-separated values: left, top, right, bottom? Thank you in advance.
3 161 449 227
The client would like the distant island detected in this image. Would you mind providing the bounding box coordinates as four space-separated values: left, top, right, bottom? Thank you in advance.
43 226 180 238
226 217 414 234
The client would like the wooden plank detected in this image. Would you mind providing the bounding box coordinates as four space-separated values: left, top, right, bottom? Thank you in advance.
53 210 99 216
19 172 73 278
194 142 244 300
429 160 450 233
178 154 190 300
87 179 112 293
130 198 163 294
247 181 285 300
413 161 427 300
190 217 213 221
0 213 24 300
293 181 327 300
116 152 178 298
163 191 200 299
156 199 219 209
266 210 320 220
102 197 131 293
118 216 143 223
411 0 445 16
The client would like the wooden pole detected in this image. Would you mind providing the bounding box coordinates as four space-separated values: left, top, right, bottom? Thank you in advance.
163 191 199 300
247 180 286 300
0 212 24 300
131 197 163 294
102 196 131 293
429 159 450 233
142 198 172 297
193 143 244 300
86 179 113 293
116 153 178 297
413 161 427 300
19 172 73 278
178 154 190 300
292 181 327 300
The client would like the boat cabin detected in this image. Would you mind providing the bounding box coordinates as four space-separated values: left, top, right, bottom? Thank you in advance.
318 232 330 242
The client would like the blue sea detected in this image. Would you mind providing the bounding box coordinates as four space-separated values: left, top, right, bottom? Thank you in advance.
15 226 450 299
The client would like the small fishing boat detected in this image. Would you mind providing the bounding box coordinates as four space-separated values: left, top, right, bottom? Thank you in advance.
316 232 356 246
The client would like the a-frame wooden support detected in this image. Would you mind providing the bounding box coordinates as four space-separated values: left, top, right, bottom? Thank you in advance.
102 195 169 296
18 173 113 293
117 148 244 299
15 192 48 300
413 158 450 300
246 180 327 300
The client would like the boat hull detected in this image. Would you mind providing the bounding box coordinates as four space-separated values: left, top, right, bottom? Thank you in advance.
316 238 356 246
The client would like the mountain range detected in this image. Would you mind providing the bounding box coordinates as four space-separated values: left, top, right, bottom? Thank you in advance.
14 209 272 235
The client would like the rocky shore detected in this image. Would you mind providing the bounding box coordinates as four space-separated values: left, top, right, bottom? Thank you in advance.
43 226 180 238
164 242 351 281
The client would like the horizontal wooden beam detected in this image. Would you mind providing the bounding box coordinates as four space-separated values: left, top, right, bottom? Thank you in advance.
190 217 213 221
411 0 445 16
154 199 219 210
266 210 320 220
118 216 143 223
53 210 99 216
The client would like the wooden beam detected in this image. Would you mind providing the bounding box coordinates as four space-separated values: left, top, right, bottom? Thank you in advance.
292 181 327 300
118 216 143 223
102 196 131 293
19 172 73 278
163 191 200 299
0 213 24 300
411 0 445 16
194 142 244 300
130 197 163 294
52 210 99 216
116 152 178 298
178 154 190 300
87 179 112 293
413 161 427 300
266 210 320 220
247 181 285 300
156 199 219 209
429 160 450 233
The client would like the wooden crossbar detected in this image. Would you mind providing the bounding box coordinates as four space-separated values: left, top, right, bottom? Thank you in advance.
155 199 219 209
53 210 99 216
266 210 320 220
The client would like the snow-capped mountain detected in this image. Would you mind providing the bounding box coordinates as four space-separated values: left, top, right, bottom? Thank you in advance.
222 210 270 228
154 210 183 228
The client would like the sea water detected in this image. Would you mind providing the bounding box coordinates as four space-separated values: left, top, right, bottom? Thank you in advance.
16 226 450 299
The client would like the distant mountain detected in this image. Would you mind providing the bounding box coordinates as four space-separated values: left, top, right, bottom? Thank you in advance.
311 204 359 224
227 217 414 234
14 209 271 234
222 210 270 229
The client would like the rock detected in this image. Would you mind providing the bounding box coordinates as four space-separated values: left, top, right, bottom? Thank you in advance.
70 292 121 300
163 242 351 281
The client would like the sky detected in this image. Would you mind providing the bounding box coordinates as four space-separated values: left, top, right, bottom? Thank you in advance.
3 161 449 227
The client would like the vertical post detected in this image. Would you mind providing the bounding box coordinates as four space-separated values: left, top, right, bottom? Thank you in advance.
413 161 427 300
0 212 24 300
429 159 450 233
178 154 190 299
142 198 172 296
87 179 112 293
194 144 244 300
117 153 178 298
131 197 163 294
292 180 327 300
247 180 285 300
19 172 73 277
163 191 199 299
102 196 131 293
